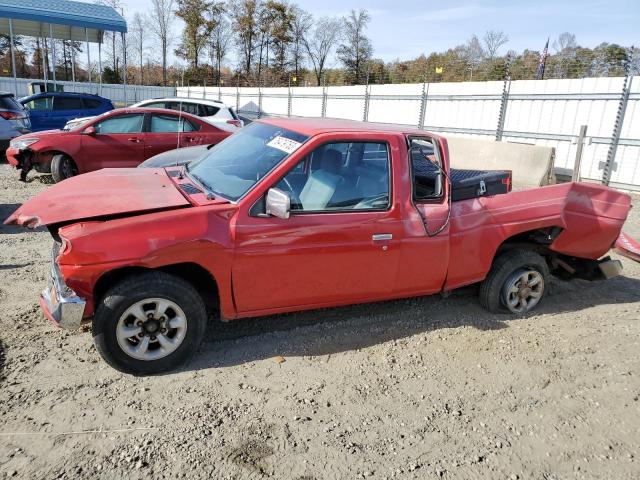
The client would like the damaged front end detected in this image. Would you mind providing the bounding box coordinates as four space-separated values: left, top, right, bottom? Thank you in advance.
6 138 52 181
41 240 86 330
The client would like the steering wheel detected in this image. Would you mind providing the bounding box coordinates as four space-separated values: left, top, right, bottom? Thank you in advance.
277 176 301 206
354 194 389 210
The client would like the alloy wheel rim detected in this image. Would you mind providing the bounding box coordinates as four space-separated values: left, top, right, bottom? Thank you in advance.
501 269 544 313
116 298 188 361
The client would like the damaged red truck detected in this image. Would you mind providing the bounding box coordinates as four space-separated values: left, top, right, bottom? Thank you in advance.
5 118 638 375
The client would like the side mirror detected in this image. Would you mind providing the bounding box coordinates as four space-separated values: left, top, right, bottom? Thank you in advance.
265 188 290 219
83 126 96 136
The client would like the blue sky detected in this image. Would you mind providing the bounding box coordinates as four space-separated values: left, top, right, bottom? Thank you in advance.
119 0 639 65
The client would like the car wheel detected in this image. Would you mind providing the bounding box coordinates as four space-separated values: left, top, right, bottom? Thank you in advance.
51 154 78 183
479 249 549 314
92 271 207 375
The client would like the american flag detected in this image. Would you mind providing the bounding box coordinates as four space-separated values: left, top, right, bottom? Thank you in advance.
535 38 549 80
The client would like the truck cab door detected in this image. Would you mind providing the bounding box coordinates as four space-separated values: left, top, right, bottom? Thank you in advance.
232 137 404 314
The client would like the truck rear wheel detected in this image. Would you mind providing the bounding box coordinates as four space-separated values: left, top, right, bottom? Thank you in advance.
92 271 207 375
479 249 549 314
51 154 78 183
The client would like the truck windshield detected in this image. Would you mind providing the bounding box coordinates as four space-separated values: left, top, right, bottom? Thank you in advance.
187 122 309 201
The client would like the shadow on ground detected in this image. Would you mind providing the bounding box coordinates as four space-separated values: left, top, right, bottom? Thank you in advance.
178 273 640 373
0 203 47 234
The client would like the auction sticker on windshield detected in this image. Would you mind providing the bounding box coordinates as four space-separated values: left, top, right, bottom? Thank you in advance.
267 136 303 154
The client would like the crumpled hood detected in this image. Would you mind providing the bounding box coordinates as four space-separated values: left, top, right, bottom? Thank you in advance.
4 168 190 228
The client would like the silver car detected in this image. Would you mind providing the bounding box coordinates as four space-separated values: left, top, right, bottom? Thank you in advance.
0 92 31 153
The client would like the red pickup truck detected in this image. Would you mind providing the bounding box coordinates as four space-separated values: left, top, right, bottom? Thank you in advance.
5 118 637 375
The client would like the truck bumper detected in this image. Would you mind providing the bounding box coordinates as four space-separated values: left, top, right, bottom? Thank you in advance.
41 254 86 330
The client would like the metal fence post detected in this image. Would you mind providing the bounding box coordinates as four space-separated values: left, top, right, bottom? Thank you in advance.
495 54 513 141
321 77 327 118
287 75 292 117
417 82 429 129
602 73 633 186
572 125 588 182
236 74 240 113
362 72 371 122
258 82 263 119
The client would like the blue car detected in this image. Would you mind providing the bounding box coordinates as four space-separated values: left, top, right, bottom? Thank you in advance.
19 92 114 132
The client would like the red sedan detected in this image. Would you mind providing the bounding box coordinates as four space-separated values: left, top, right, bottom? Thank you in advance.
6 107 232 182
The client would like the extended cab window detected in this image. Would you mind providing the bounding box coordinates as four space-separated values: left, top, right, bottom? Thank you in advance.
277 141 390 212
410 138 443 200
150 114 197 133
94 114 144 134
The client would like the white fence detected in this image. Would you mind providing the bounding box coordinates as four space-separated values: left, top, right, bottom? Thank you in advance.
180 77 640 191
0 77 175 106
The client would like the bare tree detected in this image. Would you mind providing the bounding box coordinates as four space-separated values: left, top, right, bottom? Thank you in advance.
483 30 508 59
289 5 312 83
553 32 577 53
230 0 261 77
303 16 341 86
209 2 232 85
463 34 484 80
336 9 373 84
150 0 175 86
99 0 123 80
130 13 149 84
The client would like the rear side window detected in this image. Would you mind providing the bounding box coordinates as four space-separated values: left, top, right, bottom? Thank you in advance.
142 101 168 109
166 102 199 116
94 114 144 134
150 114 196 133
410 137 443 200
0 96 22 110
24 97 52 111
83 98 102 109
200 104 220 117
54 97 84 110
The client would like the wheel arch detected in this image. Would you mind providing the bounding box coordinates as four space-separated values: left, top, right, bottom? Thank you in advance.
93 262 220 315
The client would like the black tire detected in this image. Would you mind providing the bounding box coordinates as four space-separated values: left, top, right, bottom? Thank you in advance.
479 248 550 314
92 271 207 375
51 154 78 183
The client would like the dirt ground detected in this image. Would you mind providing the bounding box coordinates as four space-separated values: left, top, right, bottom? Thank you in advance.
1 163 639 480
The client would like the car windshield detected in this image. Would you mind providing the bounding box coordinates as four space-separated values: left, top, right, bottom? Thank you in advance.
187 122 309 201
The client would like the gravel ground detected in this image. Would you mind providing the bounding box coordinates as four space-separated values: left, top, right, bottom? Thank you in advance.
1 163 639 480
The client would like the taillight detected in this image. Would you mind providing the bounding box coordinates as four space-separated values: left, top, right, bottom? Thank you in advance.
226 119 242 128
0 111 26 120
502 171 513 192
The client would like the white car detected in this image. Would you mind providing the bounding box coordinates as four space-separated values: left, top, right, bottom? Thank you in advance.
130 97 243 132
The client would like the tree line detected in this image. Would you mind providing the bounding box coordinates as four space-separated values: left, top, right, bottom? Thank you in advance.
0 1 637 88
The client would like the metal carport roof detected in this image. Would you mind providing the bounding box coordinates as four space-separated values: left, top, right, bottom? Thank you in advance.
0 0 127 42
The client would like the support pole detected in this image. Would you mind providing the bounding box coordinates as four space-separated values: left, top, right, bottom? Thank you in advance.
236 73 240 113
321 76 327 118
602 75 633 186
496 54 513 141
122 32 127 106
86 28 92 91
287 74 292 117
572 125 588 182
70 27 76 92
50 24 57 87
8 18 18 97
417 82 429 130
98 33 103 95
42 35 48 86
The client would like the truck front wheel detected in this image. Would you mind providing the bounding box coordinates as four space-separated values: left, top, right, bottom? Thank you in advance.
92 271 207 375
479 249 550 314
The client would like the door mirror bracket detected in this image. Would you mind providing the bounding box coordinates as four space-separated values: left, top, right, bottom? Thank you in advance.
265 188 291 219
83 126 96 136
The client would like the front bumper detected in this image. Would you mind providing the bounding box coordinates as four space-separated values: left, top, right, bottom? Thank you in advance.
40 247 86 330
5 146 21 167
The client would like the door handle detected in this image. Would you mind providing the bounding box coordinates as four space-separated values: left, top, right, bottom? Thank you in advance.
128 137 141 143
372 233 393 241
